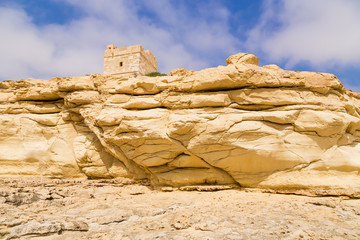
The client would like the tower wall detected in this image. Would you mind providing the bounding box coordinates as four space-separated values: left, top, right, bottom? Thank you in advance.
103 44 157 76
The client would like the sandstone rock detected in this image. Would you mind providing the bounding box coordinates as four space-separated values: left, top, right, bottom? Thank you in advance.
1 178 359 239
226 52 259 65
169 67 194 77
8 221 62 238
1 52 360 196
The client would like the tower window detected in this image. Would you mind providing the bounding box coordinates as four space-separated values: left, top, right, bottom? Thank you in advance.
119 62 123 67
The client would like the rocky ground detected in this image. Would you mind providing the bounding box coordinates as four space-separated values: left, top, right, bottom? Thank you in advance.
0 177 360 240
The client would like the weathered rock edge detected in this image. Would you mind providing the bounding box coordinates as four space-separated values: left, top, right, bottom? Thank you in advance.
1 52 360 196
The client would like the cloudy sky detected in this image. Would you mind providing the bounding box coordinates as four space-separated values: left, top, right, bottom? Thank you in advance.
1 0 360 90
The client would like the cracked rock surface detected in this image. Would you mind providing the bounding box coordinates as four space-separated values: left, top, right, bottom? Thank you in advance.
1 52 360 195
0 178 360 239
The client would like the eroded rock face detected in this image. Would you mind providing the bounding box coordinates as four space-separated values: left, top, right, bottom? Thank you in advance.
1 53 360 194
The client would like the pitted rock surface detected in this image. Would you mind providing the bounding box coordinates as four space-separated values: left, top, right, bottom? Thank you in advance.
0 178 359 240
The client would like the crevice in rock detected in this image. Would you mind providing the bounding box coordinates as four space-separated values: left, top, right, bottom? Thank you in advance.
166 132 240 187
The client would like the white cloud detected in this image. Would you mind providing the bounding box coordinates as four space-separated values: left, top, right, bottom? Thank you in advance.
247 0 360 70
0 0 240 80
0 7 55 79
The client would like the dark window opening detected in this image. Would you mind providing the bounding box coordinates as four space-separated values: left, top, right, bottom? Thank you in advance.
120 62 123 67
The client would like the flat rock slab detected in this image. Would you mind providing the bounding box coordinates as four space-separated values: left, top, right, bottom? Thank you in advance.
0 178 359 239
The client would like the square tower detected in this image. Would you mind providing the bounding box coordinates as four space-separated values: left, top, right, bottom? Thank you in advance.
103 44 157 77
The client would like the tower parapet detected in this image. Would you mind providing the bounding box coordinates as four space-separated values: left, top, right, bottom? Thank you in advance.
103 44 157 77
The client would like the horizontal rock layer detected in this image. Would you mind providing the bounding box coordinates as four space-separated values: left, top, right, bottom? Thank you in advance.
1 52 360 194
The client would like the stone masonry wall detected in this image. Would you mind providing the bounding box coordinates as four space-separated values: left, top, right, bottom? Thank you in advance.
139 51 157 75
103 45 157 76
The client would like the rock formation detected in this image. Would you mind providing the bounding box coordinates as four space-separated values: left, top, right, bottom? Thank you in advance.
1 52 360 195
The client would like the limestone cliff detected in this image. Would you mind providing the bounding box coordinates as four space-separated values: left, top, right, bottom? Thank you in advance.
1 53 360 194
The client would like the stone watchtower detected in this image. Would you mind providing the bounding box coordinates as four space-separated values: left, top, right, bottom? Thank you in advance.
103 44 157 77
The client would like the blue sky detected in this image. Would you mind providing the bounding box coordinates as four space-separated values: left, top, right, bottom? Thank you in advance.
0 0 360 91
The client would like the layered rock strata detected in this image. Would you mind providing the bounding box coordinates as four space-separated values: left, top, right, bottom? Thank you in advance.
1 53 360 194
